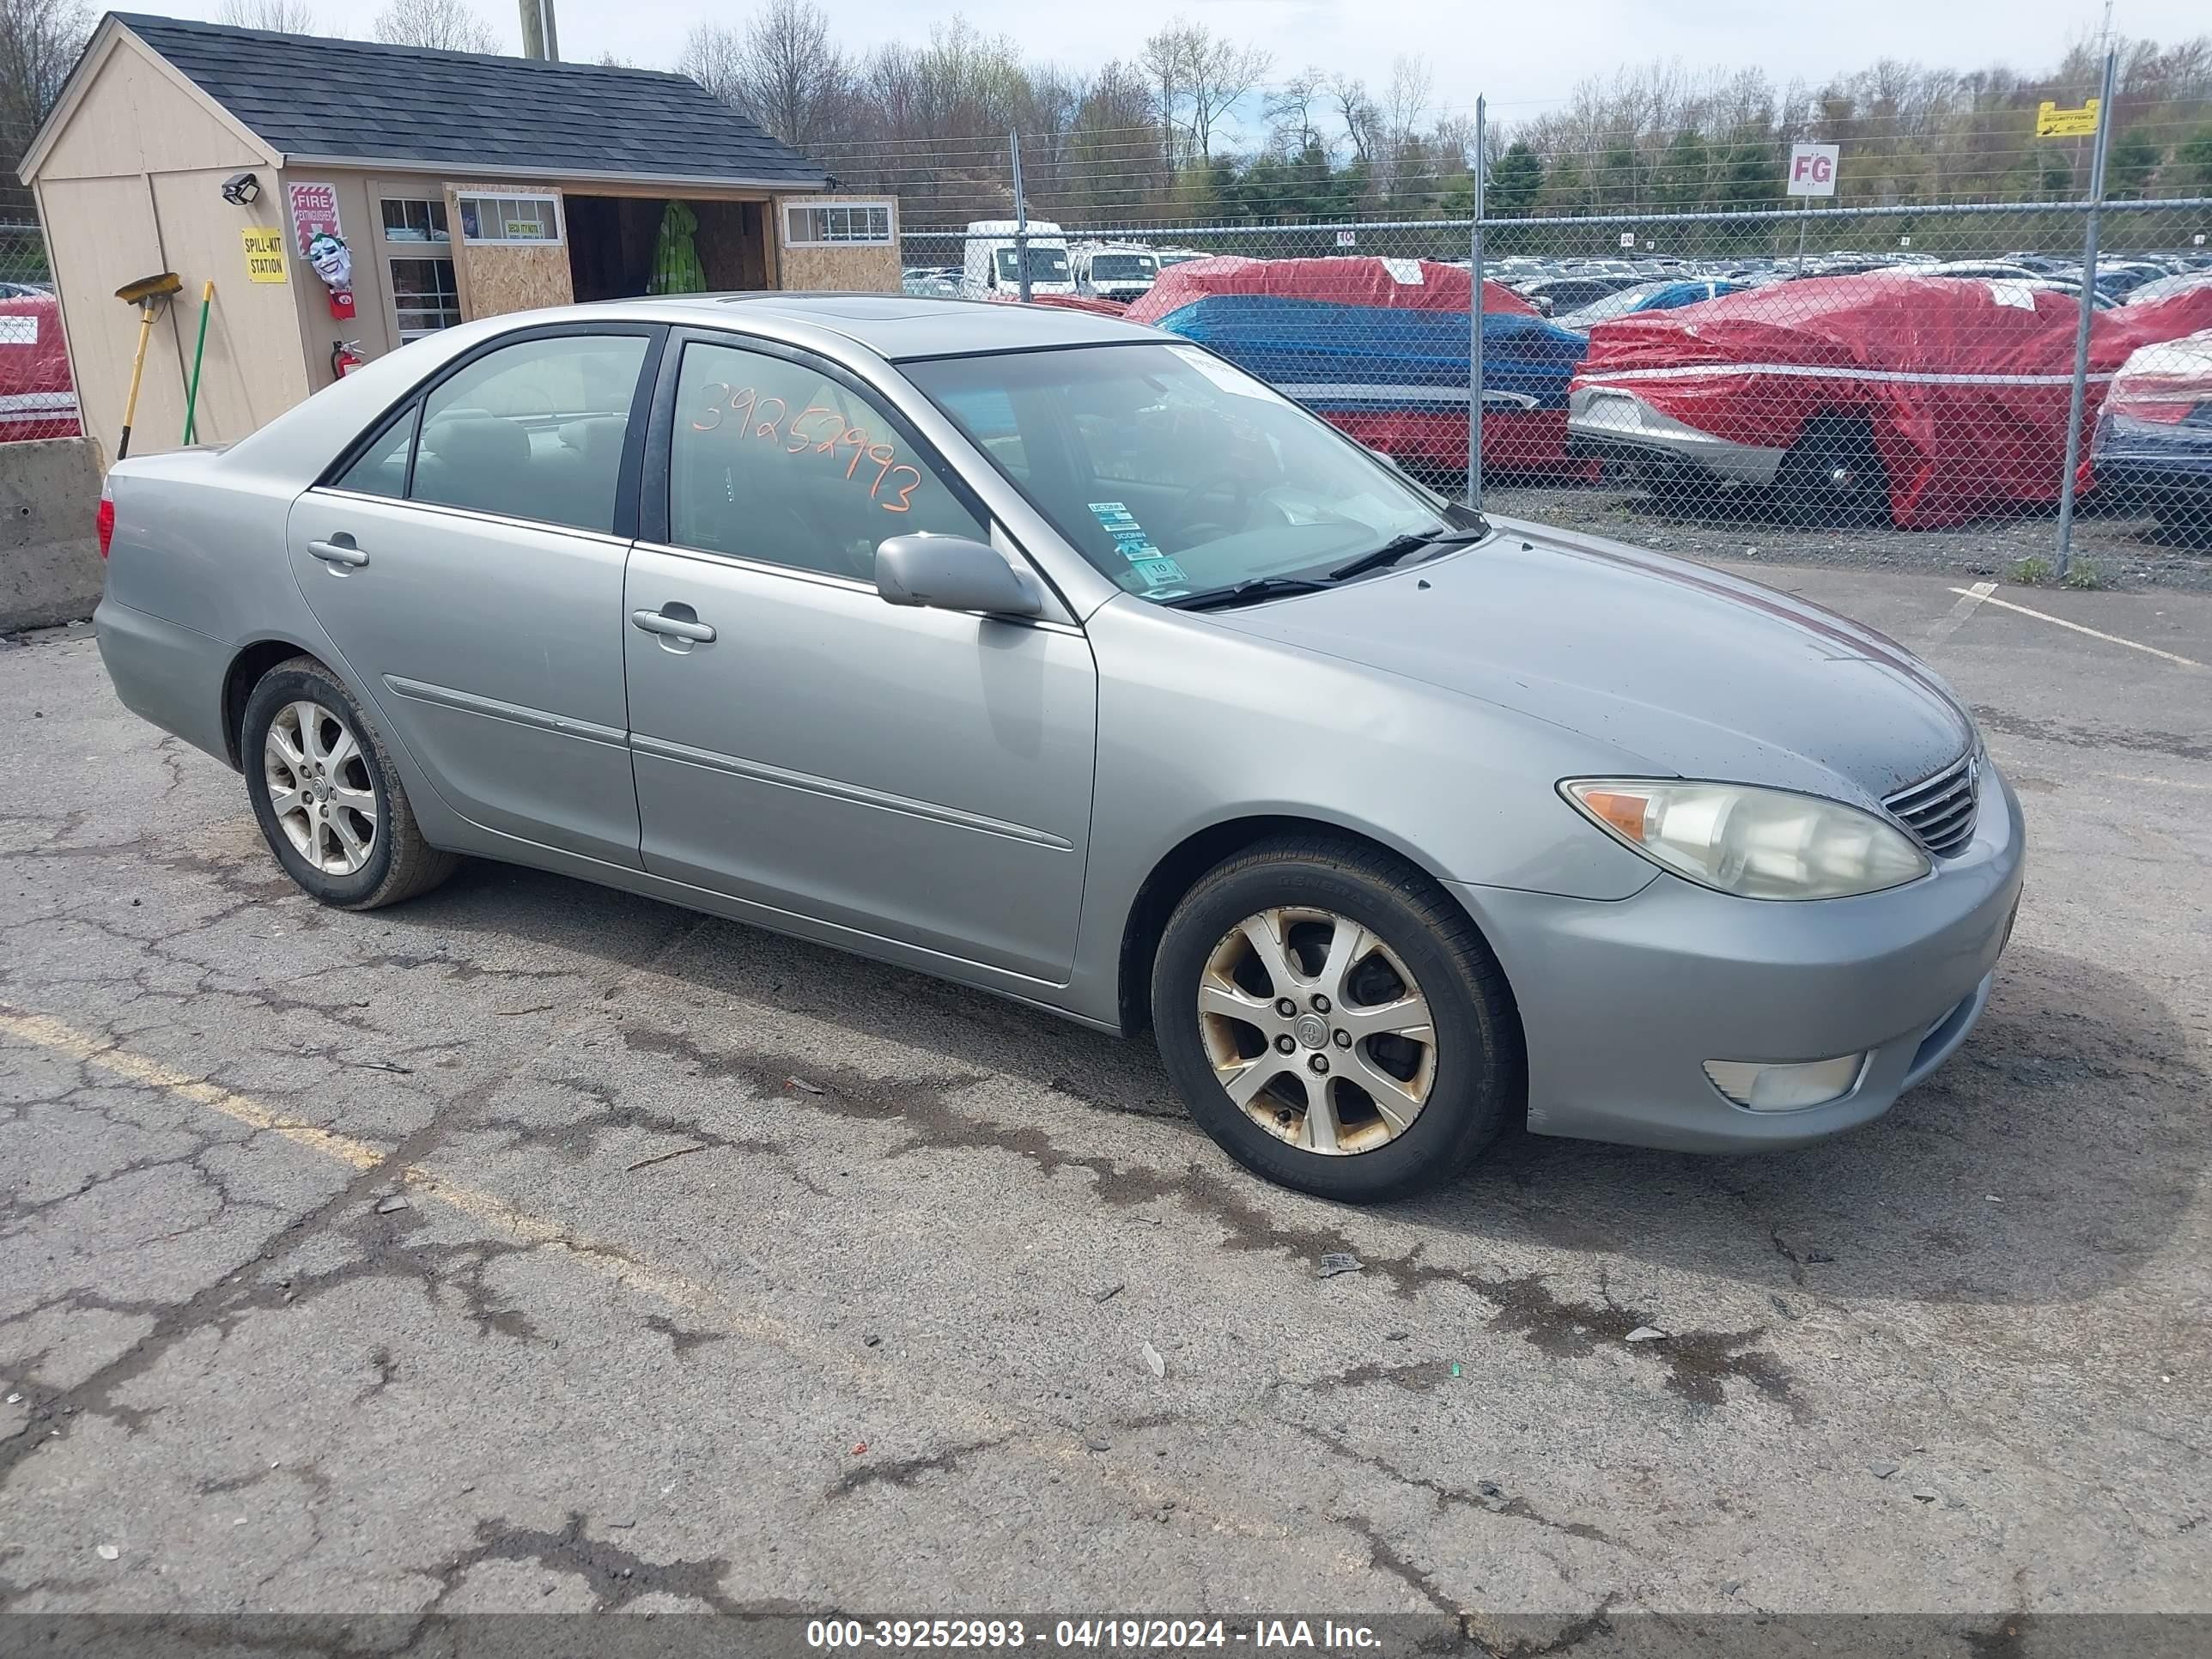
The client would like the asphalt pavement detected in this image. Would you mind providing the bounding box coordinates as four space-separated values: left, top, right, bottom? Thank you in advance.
1 560 2207 1638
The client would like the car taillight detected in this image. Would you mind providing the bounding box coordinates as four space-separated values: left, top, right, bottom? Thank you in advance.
95 489 114 559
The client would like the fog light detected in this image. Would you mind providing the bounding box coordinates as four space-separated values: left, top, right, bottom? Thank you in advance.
1703 1054 1867 1111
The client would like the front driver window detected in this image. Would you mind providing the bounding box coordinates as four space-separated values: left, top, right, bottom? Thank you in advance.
668 342 986 581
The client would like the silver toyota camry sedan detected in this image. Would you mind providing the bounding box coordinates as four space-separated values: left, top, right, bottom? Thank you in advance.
94 295 2023 1202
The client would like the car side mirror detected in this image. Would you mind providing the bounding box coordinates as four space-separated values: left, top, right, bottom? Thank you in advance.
875 535 1045 618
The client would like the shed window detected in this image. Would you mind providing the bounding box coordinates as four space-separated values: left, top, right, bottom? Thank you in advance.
456 192 563 245
783 202 893 247
392 257 461 340
379 198 450 244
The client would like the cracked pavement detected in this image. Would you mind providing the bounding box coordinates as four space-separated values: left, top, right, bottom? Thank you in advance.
1 560 2208 1632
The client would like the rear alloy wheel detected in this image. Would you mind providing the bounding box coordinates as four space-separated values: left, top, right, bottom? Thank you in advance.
264 699 379 877
242 656 458 909
1152 836 1522 1202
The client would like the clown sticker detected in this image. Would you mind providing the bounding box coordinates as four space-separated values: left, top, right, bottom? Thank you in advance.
288 182 356 320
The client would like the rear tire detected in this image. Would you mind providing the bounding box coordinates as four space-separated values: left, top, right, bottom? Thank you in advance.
1150 835 1522 1202
240 656 458 909
1778 417 1889 526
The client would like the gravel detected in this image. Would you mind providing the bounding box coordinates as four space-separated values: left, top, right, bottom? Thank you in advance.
1482 479 2212 593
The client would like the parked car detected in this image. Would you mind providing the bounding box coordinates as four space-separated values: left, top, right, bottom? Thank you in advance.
1127 256 1591 477
2094 325 2212 542
1512 274 1648 316
901 266 961 299
960 220 1075 299
0 289 82 442
1567 275 2212 526
1553 279 1745 332
1073 244 1160 302
2124 270 2212 307
93 295 2021 1200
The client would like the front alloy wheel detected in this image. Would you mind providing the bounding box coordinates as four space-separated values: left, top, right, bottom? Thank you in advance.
1197 907 1436 1154
1151 836 1522 1202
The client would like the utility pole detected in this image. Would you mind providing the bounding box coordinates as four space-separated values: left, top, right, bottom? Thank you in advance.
518 0 558 59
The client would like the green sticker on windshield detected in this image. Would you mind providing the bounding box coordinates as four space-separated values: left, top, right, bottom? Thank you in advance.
1130 556 1187 588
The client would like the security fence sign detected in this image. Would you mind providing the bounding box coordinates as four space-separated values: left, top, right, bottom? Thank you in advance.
1335 229 1356 248
1786 143 1840 197
2036 98 2100 137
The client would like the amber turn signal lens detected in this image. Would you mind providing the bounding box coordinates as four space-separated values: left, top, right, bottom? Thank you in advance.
1579 788 1650 842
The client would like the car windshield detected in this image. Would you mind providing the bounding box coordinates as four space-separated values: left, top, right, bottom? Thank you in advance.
1090 254 1156 281
907 342 1482 605
994 246 1072 283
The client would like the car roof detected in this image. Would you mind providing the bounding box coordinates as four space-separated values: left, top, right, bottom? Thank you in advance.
560 292 1152 361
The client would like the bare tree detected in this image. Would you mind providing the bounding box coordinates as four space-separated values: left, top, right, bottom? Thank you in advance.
1139 19 1266 163
373 0 496 53
681 0 849 154
677 21 744 105
219 0 319 31
0 0 90 186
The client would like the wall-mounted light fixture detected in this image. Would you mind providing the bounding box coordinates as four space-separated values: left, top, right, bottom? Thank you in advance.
221 172 260 206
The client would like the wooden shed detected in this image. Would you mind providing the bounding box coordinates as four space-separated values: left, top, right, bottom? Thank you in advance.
18 13 903 462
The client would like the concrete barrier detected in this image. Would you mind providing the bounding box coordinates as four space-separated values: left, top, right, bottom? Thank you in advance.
0 437 104 632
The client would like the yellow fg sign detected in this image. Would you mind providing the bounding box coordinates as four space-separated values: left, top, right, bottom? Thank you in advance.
2036 99 2100 137
241 227 289 283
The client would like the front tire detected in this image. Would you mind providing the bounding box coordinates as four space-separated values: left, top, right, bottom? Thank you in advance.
1778 416 1890 526
241 656 457 909
1151 836 1522 1202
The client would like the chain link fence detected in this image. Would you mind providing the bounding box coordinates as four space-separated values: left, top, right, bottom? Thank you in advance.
0 218 82 444
891 120 2212 580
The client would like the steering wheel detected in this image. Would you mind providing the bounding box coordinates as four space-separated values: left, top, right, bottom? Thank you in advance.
1170 471 1252 538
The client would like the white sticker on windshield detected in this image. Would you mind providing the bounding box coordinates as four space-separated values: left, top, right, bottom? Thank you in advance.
1380 257 1425 286
1986 280 2039 310
1167 344 1285 402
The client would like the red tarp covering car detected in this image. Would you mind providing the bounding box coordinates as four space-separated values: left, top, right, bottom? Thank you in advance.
1573 276 2212 526
0 291 81 443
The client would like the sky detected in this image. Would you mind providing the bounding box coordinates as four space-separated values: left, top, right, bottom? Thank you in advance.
150 0 2209 119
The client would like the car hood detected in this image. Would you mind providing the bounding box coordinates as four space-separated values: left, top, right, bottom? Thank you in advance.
1203 520 1973 805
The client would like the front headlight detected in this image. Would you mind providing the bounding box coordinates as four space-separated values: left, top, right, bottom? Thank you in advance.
1561 779 1930 900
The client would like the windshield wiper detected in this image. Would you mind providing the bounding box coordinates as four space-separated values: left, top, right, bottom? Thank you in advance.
1327 526 1491 583
1162 576 1333 612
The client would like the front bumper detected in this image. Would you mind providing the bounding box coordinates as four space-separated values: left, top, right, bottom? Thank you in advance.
1451 762 2025 1153
1567 385 1788 488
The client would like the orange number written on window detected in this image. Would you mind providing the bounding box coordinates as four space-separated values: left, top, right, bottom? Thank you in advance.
690 383 924 513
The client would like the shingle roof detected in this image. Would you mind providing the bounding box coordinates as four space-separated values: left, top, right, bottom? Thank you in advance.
112 13 827 188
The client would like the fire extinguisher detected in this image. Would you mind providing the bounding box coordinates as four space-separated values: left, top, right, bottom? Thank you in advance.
331 339 366 378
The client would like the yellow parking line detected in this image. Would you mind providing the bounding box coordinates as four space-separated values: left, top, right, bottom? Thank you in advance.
0 1003 788 1340
1951 588 2206 671
0 1004 1313 1552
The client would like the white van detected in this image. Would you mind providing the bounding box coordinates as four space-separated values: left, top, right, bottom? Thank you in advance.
1073 244 1160 302
961 221 1075 300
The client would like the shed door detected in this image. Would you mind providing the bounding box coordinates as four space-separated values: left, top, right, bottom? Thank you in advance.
444 184 574 320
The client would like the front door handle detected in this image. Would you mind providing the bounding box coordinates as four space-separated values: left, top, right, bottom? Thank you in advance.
630 607 716 643
308 538 368 568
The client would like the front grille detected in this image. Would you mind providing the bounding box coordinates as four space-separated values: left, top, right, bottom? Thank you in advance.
1885 751 1979 859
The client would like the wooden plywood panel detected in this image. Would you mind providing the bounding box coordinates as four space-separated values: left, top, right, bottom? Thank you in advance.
444 185 574 321
773 195 900 294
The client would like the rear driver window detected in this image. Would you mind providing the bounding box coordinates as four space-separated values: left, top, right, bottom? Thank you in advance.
409 333 648 533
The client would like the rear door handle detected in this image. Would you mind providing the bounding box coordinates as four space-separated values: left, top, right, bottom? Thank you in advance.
630 608 716 643
308 539 368 568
